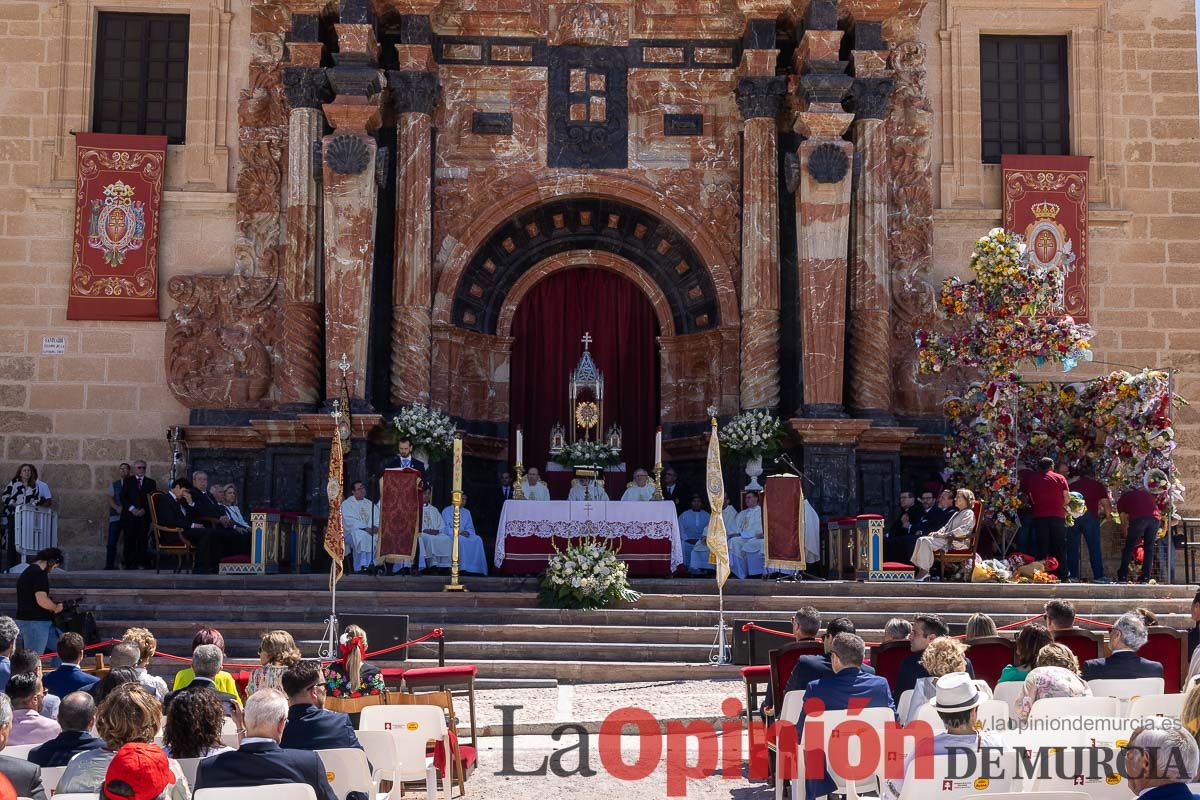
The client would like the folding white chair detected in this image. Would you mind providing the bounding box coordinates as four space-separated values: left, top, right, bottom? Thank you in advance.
893 751 1017 800
1078 716 1139 749
818 707 898 800
317 747 401 800
221 716 239 735
772 690 805 800
913 700 1009 732
52 794 104 800
1028 695 1120 721
991 682 1023 717
1028 746 1135 799
965 794 1089 800
195 787 318 800
359 706 451 800
357 730 406 797
1087 678 1165 716
175 758 201 788
897 690 914 722
40 765 66 793
1129 693 1185 721
2 744 33 759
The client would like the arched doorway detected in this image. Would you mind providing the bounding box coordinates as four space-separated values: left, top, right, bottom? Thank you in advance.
510 268 660 483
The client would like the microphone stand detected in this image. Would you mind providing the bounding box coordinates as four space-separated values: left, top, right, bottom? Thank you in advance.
768 454 822 582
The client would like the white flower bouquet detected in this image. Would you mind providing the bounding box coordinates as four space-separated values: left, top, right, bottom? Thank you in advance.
538 536 641 609
391 404 456 462
557 439 621 469
720 409 784 459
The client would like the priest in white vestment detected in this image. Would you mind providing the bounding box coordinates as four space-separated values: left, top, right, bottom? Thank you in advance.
519 467 551 501
621 468 656 501
340 481 377 572
677 495 710 569
568 478 609 501
440 494 488 575
418 488 452 570
690 498 737 573
728 492 764 578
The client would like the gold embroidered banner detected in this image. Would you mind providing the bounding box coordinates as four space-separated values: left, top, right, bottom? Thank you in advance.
69 133 167 320
1001 155 1090 321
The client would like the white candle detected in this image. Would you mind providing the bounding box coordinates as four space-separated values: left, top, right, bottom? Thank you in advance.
516 426 524 464
655 426 662 465
452 437 463 492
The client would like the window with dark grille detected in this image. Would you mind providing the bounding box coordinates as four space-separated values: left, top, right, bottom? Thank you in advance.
980 35 1069 164
92 13 190 144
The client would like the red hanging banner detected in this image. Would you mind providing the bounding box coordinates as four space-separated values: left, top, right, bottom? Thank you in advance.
68 133 168 321
1001 154 1090 322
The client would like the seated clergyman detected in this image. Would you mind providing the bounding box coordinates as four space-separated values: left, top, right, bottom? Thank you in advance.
621 469 655 501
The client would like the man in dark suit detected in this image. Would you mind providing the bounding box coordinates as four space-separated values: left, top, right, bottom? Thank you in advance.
41 633 99 698
119 460 157 569
1125 724 1200 800
382 438 426 478
1082 612 1164 681
28 691 102 768
0 694 47 799
187 471 246 571
796 633 895 800
278 661 365 754
154 479 223 574
194 688 337 800
163 645 240 716
894 613 975 702
783 618 875 698
912 489 954 536
661 468 689 516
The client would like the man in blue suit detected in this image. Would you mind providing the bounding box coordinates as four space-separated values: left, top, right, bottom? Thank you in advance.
796 633 895 800
1082 612 1164 681
894 613 975 703
279 660 365 754
40 633 99 698
194 688 337 800
27 692 102 768
783 618 876 699
1125 724 1200 800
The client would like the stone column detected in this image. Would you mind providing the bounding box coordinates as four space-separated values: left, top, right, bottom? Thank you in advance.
794 0 855 416
279 49 330 407
736 53 786 412
387 40 438 408
847 23 896 420
321 15 383 402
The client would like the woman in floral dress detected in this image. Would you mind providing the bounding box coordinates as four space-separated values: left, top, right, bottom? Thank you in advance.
1014 641 1092 722
246 629 302 697
325 624 386 698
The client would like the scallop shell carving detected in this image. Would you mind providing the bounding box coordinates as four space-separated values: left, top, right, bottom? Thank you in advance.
807 142 849 184
325 134 369 175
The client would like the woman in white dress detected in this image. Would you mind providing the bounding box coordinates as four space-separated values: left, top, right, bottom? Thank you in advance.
911 488 977 580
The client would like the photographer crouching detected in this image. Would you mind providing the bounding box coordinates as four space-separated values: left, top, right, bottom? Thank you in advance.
15 547 65 659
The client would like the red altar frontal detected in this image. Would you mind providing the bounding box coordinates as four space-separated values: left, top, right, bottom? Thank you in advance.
495 500 683 577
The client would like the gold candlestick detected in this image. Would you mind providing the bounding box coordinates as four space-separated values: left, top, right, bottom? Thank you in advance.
652 462 664 500
512 463 526 499
445 436 468 592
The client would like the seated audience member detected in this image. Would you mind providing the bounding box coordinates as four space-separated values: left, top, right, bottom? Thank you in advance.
91 666 139 704
1188 591 1200 658
677 495 710 568
1081 611 1164 681
121 628 168 701
1043 598 1078 633
912 489 954 536
881 618 912 644
1180 681 1200 745
1124 723 1200 800
796 633 895 800
760 607 821 716
59 683 188 797
884 672 1005 800
325 624 386 698
1015 642 1092 723
418 487 450 573
221 485 252 535
0 617 16 693
194 688 336 800
689 498 737 574
998 623 1053 683
905 636 970 724
895 613 976 703
171 627 241 700
99 742 186 800
28 691 103 768
164 645 240 716
41 632 100 698
163 688 233 759
9 649 58 720
247 630 302 697
784 618 876 699
964 613 998 641
281 660 364 752
0 694 47 800
911 488 977 580
886 491 918 563
5 673 59 746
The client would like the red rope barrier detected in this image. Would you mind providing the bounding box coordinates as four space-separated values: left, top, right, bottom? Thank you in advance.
743 612 1052 650
741 622 793 639
150 628 446 670
39 638 121 661
1075 615 1114 629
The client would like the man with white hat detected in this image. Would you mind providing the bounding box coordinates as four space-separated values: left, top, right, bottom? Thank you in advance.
883 671 1005 800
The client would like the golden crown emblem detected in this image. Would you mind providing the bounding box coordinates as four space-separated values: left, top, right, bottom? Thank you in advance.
102 181 135 207
1031 200 1060 220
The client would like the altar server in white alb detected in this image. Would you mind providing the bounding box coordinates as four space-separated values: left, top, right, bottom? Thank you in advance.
519 467 552 501
340 481 377 573
568 477 609 501
690 497 737 573
727 491 765 578
621 468 656 501
418 487 451 571
677 494 710 569
441 493 488 575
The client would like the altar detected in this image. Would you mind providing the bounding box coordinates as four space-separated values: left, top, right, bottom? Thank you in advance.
494 500 683 577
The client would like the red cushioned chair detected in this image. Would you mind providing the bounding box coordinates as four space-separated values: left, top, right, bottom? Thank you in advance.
741 665 771 720
1053 627 1106 666
1142 626 1187 693
402 665 478 751
767 640 824 719
965 635 1016 687
870 640 911 692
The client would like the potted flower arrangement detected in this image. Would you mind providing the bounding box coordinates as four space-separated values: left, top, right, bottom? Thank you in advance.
720 410 784 491
391 404 456 463
538 537 641 610
557 439 621 469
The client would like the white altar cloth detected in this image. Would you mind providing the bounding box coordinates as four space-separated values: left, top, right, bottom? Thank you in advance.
495 499 683 571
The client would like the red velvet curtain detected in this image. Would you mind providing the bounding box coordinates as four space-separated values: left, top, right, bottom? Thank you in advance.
510 268 661 475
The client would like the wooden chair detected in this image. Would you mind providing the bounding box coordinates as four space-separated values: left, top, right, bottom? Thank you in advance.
324 692 387 714
389 692 471 797
933 500 984 580
148 491 195 573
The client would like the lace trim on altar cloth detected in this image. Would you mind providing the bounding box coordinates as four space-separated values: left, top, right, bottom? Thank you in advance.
495 519 683 570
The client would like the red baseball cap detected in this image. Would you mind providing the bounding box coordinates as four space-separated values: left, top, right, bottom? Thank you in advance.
101 743 176 800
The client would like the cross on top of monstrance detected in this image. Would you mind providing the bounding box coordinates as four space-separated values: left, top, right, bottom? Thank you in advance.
581 332 592 350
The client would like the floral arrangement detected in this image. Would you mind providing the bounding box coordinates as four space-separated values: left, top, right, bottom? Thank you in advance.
1064 491 1087 528
720 409 785 460
538 537 641 610
391 404 456 462
970 558 1012 583
556 439 621 469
